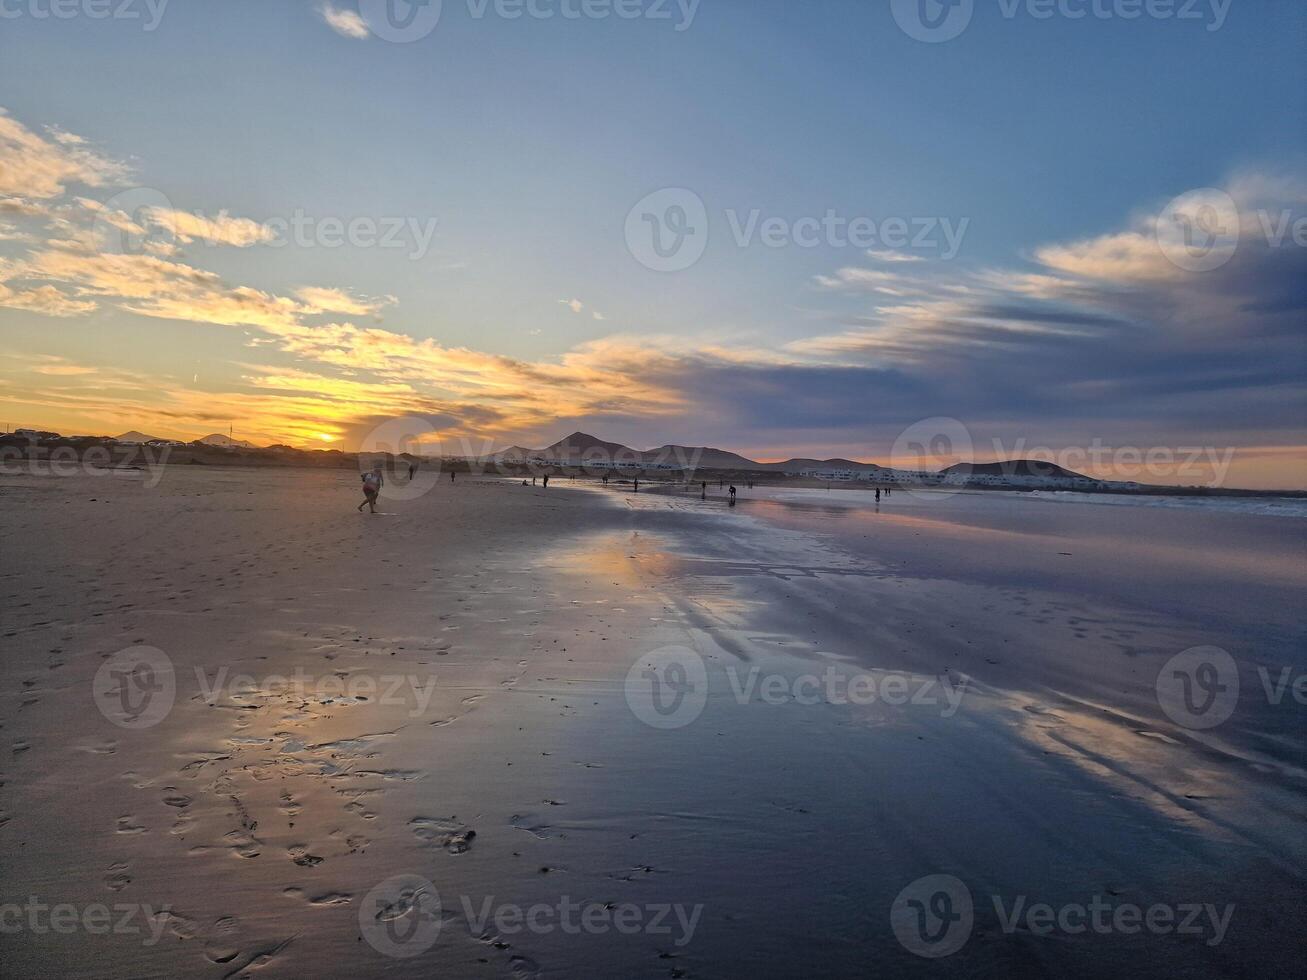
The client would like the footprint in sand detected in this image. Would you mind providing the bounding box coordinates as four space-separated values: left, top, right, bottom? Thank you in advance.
202 916 242 964
104 863 132 891
409 816 476 854
343 799 377 820
288 845 324 866
116 815 147 835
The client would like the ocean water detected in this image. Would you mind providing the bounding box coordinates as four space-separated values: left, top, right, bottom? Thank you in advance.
1026 490 1307 518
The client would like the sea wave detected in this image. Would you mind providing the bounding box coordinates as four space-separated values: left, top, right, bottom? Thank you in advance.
1026 491 1307 518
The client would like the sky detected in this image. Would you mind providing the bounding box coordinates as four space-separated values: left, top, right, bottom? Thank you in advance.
0 0 1304 487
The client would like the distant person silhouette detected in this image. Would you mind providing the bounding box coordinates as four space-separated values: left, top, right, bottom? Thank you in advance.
875 487 881 503
543 474 549 488
408 462 417 479
633 477 639 493
729 484 737 501
451 470 456 482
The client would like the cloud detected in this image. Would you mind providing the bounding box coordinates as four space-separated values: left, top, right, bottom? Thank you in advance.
0 108 129 200
143 207 276 247
0 283 97 317
866 249 924 263
2 113 1302 485
318 3 370 39
295 286 394 317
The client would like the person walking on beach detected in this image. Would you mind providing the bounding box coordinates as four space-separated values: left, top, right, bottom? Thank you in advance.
408 461 417 480
358 464 384 513
451 470 456 482
543 474 549 488
875 487 880 503
729 484 737 501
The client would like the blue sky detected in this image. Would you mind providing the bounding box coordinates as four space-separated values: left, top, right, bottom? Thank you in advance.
1 0 1304 485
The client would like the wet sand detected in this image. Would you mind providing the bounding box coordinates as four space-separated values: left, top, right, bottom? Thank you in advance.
1 468 1303 977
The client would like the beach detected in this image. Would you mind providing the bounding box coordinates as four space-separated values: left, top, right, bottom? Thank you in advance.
1 466 1303 977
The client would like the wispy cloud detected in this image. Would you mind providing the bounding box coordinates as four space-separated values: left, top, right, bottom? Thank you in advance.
318 3 370 39
295 286 394 317
0 107 129 200
143 207 276 247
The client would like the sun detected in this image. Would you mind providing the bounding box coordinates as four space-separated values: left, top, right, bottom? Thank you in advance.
314 433 335 443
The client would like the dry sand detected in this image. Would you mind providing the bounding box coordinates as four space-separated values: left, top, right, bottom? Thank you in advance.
1 466 1303 977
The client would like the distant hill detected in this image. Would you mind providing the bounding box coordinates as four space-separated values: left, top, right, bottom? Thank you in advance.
536 431 634 461
489 431 884 472
114 430 162 443
941 459 1089 480
644 444 761 469
196 433 257 449
769 457 885 473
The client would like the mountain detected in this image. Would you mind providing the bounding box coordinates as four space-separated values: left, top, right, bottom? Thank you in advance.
643 444 760 469
113 430 162 443
535 431 635 462
769 457 885 472
941 459 1090 480
488 431 887 472
196 433 257 449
